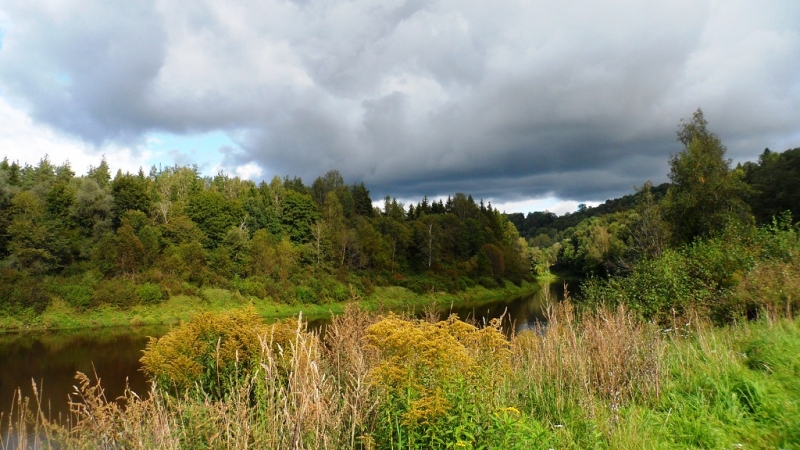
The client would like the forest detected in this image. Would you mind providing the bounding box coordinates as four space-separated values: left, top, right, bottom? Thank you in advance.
3 110 800 449
1 109 800 324
0 149 529 320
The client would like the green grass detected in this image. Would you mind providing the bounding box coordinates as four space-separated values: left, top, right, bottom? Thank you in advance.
596 318 800 449
0 281 540 332
656 319 800 448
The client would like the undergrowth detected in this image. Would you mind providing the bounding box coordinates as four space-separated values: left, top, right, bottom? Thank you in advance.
3 303 800 449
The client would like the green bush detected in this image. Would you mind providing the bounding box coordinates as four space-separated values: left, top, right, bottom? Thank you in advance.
229 276 268 299
581 224 798 323
91 278 138 308
295 285 316 303
136 282 166 305
45 274 98 310
0 269 51 314
331 283 349 302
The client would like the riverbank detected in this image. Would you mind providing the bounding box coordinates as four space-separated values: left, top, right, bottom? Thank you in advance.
0 281 540 332
9 301 799 449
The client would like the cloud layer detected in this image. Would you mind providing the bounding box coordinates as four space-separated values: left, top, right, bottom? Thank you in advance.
1 0 799 203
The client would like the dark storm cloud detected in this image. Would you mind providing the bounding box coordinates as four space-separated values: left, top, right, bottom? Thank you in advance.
1 0 799 204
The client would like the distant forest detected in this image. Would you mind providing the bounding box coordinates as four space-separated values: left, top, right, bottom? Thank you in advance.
510 143 800 277
0 157 529 313
1 108 798 314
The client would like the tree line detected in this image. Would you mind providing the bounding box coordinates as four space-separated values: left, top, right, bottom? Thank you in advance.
518 109 800 278
0 158 529 313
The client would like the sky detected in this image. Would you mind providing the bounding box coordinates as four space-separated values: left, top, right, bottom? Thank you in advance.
0 0 798 215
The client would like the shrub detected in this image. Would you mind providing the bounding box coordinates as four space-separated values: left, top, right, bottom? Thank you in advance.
295 285 316 303
90 278 138 309
229 276 268 299
140 308 302 400
0 269 51 314
136 282 166 305
365 314 512 447
45 274 98 310
580 224 794 323
331 283 349 302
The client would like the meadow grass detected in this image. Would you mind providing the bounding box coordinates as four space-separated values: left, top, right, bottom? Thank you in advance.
0 281 539 332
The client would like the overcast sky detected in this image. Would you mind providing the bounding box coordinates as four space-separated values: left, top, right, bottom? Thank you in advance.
1 0 798 214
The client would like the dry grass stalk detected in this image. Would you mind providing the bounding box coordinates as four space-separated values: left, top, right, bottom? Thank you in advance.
511 298 663 433
62 372 180 449
2 381 63 450
253 313 345 449
322 304 380 448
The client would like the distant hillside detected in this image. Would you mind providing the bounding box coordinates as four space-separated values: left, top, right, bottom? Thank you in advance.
507 183 670 239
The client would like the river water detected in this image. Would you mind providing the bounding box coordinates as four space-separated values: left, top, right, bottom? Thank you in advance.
0 280 576 431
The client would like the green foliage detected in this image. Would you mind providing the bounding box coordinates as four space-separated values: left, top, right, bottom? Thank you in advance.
7 190 55 274
281 189 319 244
295 285 316 304
743 147 800 224
90 278 139 309
351 181 374 217
0 155 577 315
0 269 51 313
110 170 151 228
136 282 166 305
665 109 752 244
582 222 799 323
185 190 244 247
47 272 99 310
70 177 112 239
160 241 209 284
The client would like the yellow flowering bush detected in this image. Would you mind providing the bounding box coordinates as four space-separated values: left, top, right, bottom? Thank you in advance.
365 314 511 446
140 307 300 399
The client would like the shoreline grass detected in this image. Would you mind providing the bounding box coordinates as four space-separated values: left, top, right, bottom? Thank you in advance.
5 299 798 449
0 281 540 333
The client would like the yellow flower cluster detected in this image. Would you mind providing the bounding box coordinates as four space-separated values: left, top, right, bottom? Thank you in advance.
140 307 300 395
365 314 510 425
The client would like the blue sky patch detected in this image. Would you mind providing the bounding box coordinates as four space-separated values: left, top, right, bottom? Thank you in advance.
145 130 240 174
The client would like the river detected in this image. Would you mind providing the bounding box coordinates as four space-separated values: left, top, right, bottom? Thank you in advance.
0 280 575 432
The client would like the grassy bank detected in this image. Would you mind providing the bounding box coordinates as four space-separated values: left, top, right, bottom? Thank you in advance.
5 301 799 449
0 281 539 332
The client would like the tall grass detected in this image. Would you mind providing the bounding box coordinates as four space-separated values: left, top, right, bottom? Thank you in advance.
510 300 663 446
4 298 800 449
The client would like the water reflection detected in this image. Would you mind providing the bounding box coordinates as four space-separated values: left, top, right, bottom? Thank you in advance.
446 280 576 335
0 279 578 429
0 325 171 427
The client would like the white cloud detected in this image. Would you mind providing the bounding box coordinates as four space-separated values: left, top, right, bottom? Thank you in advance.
0 96 151 175
0 0 798 207
493 197 600 216
233 162 263 181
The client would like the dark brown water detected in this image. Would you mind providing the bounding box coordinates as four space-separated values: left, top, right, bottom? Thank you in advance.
0 325 172 429
447 280 577 335
0 279 576 432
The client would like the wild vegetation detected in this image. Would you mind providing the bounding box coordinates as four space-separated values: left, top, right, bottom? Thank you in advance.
519 110 799 289
0 151 530 329
2 109 800 448
4 298 799 449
